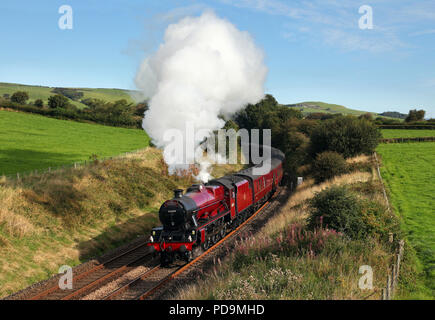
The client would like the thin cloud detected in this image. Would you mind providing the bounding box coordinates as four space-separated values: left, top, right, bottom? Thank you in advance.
410 29 435 36
218 0 434 52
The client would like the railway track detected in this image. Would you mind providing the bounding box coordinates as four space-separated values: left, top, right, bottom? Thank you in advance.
103 189 282 300
29 242 153 300
25 188 284 300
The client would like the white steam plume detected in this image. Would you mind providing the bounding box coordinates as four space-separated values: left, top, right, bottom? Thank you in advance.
135 11 267 181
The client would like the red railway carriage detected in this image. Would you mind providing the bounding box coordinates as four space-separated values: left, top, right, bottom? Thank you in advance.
148 147 285 265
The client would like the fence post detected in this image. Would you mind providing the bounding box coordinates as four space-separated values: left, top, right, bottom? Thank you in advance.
386 274 392 300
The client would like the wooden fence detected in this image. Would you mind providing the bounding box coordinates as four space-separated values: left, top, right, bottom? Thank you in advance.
378 125 435 130
383 240 405 300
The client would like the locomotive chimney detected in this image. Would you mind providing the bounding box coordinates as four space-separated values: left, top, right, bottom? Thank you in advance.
174 189 183 198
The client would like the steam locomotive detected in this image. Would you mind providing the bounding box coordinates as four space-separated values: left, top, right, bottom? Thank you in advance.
148 147 285 265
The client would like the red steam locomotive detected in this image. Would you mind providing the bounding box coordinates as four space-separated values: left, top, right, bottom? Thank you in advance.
148 147 285 265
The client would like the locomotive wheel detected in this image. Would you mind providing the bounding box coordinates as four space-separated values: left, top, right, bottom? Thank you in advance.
202 239 211 251
220 226 226 239
184 251 193 262
213 234 219 244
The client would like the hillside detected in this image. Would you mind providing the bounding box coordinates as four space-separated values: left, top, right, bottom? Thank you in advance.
284 101 374 116
0 147 245 297
0 82 137 109
0 110 150 175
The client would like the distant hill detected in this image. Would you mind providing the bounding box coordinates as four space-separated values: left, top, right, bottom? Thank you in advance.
284 101 372 116
379 111 407 119
0 82 138 109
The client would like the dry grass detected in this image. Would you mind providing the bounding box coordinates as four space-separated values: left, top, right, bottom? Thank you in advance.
262 171 372 237
346 154 370 164
0 146 243 297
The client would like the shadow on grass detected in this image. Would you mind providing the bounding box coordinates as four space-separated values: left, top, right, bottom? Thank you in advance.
0 148 82 176
76 211 160 264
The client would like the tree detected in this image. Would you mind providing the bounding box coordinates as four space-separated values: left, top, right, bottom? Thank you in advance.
234 94 302 131
309 115 381 158
48 94 70 109
3 94 10 100
405 109 425 122
11 91 29 104
134 101 149 116
34 99 44 108
358 113 373 121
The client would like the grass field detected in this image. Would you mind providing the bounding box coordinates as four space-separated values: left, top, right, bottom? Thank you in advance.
381 129 435 139
0 110 150 175
377 142 435 298
0 82 136 109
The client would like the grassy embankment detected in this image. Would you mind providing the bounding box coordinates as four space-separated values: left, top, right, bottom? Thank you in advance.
176 155 413 300
0 82 136 109
0 147 245 297
0 110 150 175
381 129 435 139
377 142 434 299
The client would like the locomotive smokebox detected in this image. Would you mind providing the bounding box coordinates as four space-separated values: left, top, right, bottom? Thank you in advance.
174 189 183 198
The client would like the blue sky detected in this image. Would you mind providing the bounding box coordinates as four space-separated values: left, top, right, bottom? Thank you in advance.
0 0 434 117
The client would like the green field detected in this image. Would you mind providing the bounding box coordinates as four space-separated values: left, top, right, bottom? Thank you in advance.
377 142 435 298
0 110 150 175
0 82 136 109
381 129 435 139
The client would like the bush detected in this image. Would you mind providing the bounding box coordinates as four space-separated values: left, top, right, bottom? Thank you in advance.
48 94 70 109
309 115 381 158
308 186 367 239
11 91 29 104
34 99 44 108
311 151 347 183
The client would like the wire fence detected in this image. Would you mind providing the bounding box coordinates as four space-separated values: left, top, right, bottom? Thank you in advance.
1 147 150 181
383 239 405 300
374 152 405 300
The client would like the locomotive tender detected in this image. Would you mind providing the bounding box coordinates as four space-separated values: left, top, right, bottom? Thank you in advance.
148 147 285 265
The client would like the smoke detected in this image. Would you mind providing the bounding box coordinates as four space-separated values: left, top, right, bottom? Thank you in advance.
135 11 267 181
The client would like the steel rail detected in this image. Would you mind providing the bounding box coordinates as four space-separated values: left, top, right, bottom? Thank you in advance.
135 190 279 300
29 242 150 300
